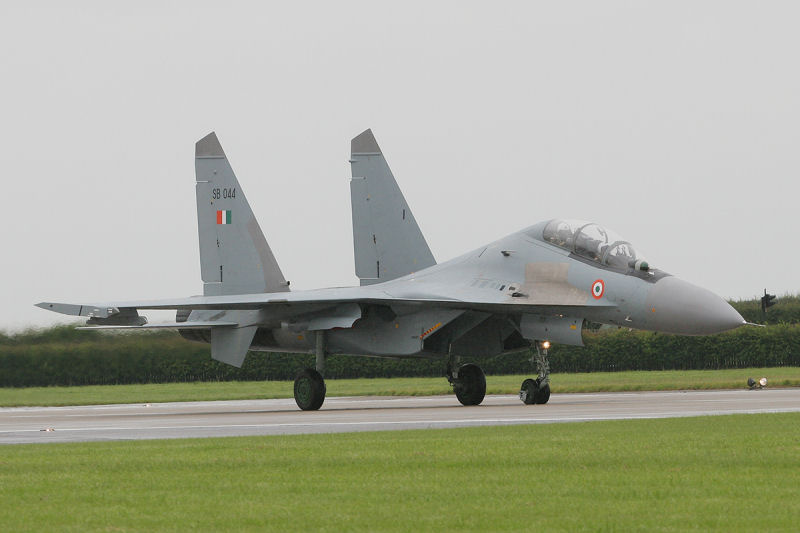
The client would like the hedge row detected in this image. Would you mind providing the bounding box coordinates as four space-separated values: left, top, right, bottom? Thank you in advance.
1 323 799 387
729 294 800 325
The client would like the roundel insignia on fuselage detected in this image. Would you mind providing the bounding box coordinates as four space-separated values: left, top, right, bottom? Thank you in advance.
591 279 605 299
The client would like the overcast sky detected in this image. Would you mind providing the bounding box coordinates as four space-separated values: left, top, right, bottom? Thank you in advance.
3 1 798 331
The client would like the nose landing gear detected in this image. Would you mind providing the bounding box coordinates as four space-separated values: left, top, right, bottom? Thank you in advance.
520 342 551 405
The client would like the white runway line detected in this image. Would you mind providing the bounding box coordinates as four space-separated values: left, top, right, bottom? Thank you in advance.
1 389 799 444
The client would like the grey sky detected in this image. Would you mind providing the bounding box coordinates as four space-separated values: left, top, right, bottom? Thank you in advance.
4 1 798 331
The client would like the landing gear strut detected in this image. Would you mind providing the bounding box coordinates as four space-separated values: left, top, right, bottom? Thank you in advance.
520 341 551 405
294 331 327 411
446 354 486 406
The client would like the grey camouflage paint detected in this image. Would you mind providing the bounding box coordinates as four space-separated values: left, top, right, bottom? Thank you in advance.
37 130 746 368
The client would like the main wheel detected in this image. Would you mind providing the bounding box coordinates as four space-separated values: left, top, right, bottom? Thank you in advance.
520 378 537 405
453 363 486 406
534 383 551 404
294 368 326 411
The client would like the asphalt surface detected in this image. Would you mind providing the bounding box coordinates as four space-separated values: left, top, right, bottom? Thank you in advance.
2 388 799 445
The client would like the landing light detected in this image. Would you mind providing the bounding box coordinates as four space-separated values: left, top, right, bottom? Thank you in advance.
540 341 551 350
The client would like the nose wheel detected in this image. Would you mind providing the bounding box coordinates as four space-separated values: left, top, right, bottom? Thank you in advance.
520 342 551 405
520 378 550 405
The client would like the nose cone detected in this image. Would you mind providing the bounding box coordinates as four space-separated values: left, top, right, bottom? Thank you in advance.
646 277 745 335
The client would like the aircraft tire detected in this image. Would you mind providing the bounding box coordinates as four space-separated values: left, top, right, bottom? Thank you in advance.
520 378 537 405
454 363 486 406
294 368 326 411
534 383 551 405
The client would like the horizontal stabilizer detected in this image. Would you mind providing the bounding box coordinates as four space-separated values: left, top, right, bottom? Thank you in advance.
211 325 257 367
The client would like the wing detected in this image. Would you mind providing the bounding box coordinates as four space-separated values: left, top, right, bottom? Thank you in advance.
37 281 614 323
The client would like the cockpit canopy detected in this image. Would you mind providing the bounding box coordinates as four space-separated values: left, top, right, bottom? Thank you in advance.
541 219 644 270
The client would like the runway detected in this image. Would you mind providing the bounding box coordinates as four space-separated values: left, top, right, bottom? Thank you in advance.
2 388 799 445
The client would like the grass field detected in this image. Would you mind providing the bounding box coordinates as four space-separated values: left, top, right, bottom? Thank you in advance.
1 413 798 531
1 367 799 407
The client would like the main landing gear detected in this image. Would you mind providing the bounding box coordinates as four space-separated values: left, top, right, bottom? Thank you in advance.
294 368 326 411
446 354 487 406
294 331 327 411
519 341 551 405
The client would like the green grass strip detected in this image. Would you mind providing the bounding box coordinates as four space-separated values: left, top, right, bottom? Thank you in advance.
0 367 798 407
1 413 799 531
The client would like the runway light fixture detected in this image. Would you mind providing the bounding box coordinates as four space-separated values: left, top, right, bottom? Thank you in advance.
747 377 768 389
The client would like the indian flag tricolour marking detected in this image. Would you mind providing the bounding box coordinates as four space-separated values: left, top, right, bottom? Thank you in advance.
216 210 232 225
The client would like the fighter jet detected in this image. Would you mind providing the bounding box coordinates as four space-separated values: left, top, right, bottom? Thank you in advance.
37 130 746 410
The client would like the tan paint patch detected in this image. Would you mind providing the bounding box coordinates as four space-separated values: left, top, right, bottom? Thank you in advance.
517 262 589 305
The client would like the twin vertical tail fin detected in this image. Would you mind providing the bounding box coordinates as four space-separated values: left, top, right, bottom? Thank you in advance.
349 129 436 285
195 132 289 296
195 132 289 367
197 129 431 292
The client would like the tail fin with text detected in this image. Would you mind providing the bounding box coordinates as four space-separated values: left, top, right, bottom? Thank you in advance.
195 132 289 296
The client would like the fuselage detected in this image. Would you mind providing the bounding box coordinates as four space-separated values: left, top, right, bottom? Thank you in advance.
180 220 745 359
